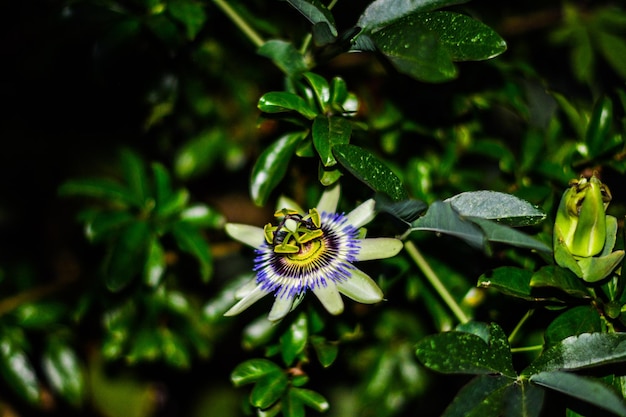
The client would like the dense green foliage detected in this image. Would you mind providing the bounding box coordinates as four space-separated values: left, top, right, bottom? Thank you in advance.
3 0 626 416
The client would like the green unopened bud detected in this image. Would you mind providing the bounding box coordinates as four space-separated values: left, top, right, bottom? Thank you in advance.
554 174 611 257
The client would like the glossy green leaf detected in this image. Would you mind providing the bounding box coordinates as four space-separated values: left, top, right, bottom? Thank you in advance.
258 92 317 119
120 149 149 207
104 220 150 292
84 211 135 242
310 335 338 367
357 0 469 31
477 267 535 301
303 72 331 111
258 40 308 76
318 164 343 186
144 237 165 287
329 77 348 107
469 217 551 253
523 333 626 376
530 371 626 416
370 16 457 82
285 0 337 36
284 389 305 417
171 221 212 282
250 372 289 409
152 163 173 206
179 204 226 228
168 0 206 40
291 387 330 412
333 144 408 201
231 359 283 386
445 191 546 226
416 12 506 61
59 178 139 207
280 313 308 366
312 22 336 46
12 302 66 329
42 339 85 407
544 306 602 347
585 96 613 157
529 265 592 299
412 201 485 249
250 131 307 206
415 326 515 377
0 331 41 405
312 116 352 166
174 129 224 180
375 195 428 224
442 375 544 417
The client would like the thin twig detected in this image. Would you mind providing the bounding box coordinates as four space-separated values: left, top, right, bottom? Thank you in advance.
213 0 264 49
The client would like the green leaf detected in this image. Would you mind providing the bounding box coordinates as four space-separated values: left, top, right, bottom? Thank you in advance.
42 339 85 407
416 12 506 61
303 72 331 111
529 265 593 299
250 131 307 206
333 144 408 201
280 313 308 366
285 0 337 36
171 222 212 282
152 163 173 206
469 217 552 253
12 302 66 329
120 149 150 207
530 372 626 416
168 0 206 40
250 372 289 409
258 92 317 119
412 201 485 249
104 220 150 292
231 359 283 386
284 389 305 417
523 332 626 376
415 326 516 377
544 306 602 347
84 211 135 242
477 267 535 301
0 330 41 405
59 178 139 207
312 116 352 166
357 0 470 31
290 387 330 412
585 96 614 157
370 16 457 82
596 29 626 79
144 237 166 287
174 129 225 180
442 375 544 417
179 204 226 228
258 40 308 76
445 191 546 226
310 335 338 367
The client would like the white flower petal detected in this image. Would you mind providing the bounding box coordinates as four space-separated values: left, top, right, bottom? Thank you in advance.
234 278 260 299
336 268 383 303
224 285 269 316
312 282 344 315
225 223 265 248
268 295 295 321
276 196 304 213
316 184 340 213
345 199 376 228
355 238 403 261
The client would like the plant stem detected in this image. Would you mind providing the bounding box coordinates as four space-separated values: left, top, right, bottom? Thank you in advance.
404 240 470 324
213 0 264 49
508 309 534 345
510 344 543 353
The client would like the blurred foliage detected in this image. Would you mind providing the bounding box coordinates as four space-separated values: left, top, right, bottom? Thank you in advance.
3 0 626 416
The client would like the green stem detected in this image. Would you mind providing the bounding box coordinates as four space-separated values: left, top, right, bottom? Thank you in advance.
508 309 534 345
404 241 470 324
213 0 264 49
510 344 543 353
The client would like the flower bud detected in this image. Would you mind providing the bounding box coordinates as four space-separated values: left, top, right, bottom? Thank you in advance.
554 174 611 257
